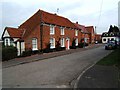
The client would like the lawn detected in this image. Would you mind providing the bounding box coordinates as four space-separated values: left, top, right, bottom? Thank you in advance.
97 48 120 69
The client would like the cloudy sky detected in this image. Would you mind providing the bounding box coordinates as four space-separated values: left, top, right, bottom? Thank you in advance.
0 0 120 37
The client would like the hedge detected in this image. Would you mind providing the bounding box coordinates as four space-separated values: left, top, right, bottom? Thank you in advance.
2 46 17 61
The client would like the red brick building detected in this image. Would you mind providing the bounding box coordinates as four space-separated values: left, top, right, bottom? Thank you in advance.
2 9 82 55
85 26 95 44
74 22 90 44
95 34 102 43
2 9 96 56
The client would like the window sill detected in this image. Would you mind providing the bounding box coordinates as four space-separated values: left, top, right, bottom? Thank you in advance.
50 46 55 49
32 48 38 51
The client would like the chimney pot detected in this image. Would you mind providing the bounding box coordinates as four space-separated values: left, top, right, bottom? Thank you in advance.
76 22 78 24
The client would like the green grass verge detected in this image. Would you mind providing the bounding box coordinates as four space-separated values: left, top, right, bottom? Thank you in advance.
97 48 120 69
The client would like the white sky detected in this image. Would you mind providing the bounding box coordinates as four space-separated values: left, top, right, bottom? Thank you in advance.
0 0 120 37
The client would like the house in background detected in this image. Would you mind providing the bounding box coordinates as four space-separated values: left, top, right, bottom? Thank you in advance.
85 26 95 44
95 34 102 43
102 32 119 43
74 22 90 44
2 27 25 55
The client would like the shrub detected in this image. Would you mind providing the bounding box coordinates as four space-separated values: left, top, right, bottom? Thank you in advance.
78 43 84 48
32 50 37 54
43 43 51 53
72 39 76 49
22 49 32 57
56 40 61 51
2 46 17 61
61 47 66 50
85 43 89 46
55 47 66 51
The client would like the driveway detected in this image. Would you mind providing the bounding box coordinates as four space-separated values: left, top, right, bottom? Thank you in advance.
2 46 113 88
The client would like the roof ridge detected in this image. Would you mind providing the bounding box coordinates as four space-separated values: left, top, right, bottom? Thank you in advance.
40 9 69 20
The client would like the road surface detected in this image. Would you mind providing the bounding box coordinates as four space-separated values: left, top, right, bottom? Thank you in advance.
2 46 112 88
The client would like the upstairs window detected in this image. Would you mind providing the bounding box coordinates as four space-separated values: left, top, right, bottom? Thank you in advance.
32 38 38 50
50 25 55 35
61 27 64 35
75 30 78 36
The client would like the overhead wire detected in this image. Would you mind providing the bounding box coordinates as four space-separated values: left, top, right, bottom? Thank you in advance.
97 0 103 29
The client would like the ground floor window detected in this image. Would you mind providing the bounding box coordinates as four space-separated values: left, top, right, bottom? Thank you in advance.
75 38 78 46
111 38 114 41
32 38 38 50
61 38 65 47
4 38 10 46
50 38 55 49
103 39 106 41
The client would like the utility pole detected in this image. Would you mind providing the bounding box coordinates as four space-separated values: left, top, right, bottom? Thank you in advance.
95 26 97 41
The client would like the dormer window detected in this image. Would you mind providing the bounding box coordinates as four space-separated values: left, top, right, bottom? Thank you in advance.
50 25 55 35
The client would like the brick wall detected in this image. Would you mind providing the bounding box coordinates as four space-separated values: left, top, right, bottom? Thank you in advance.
24 24 83 50
24 25 41 50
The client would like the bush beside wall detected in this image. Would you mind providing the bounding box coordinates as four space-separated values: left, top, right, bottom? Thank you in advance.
2 46 17 61
22 49 32 57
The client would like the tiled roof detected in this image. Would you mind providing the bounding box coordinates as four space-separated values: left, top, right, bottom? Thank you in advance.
85 26 94 34
19 9 78 38
6 27 24 38
74 23 90 34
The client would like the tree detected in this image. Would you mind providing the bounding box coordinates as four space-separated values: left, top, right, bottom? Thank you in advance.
56 38 61 51
108 25 113 33
72 39 76 49
113 26 120 32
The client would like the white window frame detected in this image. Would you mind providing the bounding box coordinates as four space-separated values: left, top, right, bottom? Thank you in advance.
75 38 78 46
4 38 10 46
75 30 78 36
50 25 55 35
103 38 106 41
61 38 65 47
61 27 65 35
32 38 38 51
50 38 55 49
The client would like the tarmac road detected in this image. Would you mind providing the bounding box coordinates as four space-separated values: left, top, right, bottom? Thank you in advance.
2 46 113 88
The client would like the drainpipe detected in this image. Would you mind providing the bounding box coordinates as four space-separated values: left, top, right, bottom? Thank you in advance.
19 41 22 56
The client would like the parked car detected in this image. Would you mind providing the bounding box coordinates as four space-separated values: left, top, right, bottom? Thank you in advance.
105 41 117 50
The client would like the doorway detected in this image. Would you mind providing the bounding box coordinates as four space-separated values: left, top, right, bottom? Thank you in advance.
66 38 70 50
